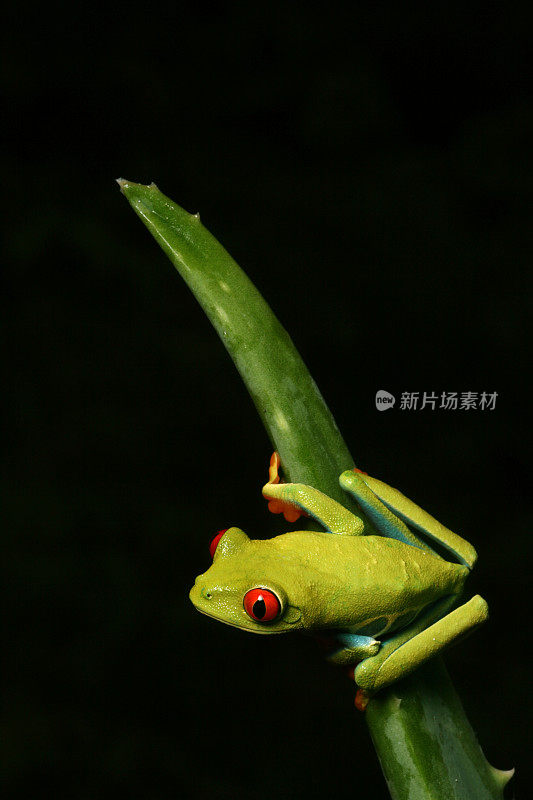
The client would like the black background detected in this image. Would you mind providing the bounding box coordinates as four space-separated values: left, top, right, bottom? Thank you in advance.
3 4 531 798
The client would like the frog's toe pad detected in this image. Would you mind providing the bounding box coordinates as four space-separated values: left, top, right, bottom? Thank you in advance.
263 452 308 524
355 689 371 712
266 497 305 523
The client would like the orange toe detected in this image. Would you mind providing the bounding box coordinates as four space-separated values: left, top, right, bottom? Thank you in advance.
355 689 370 712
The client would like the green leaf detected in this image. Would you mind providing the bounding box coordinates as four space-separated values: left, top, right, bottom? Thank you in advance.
366 660 513 800
119 179 513 799
117 179 357 506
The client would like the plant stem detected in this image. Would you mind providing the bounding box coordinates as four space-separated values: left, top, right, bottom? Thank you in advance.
119 179 513 799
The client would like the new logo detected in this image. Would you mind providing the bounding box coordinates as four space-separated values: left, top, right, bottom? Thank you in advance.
375 390 395 410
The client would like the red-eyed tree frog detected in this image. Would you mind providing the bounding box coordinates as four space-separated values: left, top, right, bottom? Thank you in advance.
189 453 488 709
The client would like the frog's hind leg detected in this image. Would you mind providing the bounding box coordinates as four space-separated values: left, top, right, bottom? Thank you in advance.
339 471 430 552
356 474 477 568
354 594 488 700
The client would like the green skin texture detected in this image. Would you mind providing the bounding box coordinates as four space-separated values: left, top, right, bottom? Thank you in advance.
120 180 513 799
190 469 488 698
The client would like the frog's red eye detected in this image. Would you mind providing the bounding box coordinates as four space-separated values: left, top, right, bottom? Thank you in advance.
243 588 281 622
209 530 228 558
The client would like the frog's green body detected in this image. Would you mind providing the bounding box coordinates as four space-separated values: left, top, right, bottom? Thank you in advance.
189 456 488 703
191 530 467 636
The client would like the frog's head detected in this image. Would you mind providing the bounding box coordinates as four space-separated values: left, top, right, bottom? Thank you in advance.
189 527 303 634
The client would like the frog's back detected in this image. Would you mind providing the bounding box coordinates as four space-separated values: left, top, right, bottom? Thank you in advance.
269 530 468 633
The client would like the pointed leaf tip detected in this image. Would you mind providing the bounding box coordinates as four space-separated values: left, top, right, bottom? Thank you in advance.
117 179 162 202
491 765 515 789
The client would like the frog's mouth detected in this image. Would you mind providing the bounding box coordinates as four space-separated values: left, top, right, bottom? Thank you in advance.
195 605 288 634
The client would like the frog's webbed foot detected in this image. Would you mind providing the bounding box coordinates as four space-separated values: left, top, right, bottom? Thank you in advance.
263 452 364 535
262 452 306 523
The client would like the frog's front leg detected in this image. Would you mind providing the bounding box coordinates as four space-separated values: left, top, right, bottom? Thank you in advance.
263 460 365 535
353 594 488 708
327 633 381 665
